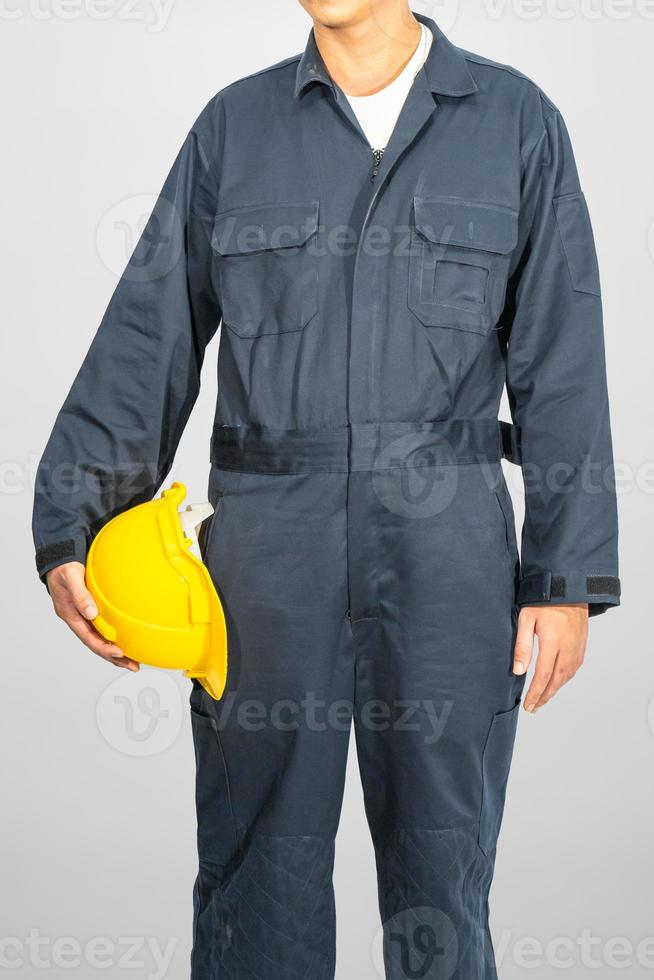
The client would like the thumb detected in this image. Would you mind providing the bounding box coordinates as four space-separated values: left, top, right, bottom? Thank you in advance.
513 609 536 676
68 572 98 620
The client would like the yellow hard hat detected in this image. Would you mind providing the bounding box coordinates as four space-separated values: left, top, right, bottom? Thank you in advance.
85 482 227 700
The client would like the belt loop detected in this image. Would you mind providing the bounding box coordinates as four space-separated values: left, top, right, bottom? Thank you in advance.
517 571 552 604
500 421 522 465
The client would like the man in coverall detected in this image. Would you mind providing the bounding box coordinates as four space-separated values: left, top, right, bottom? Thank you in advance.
33 1 620 977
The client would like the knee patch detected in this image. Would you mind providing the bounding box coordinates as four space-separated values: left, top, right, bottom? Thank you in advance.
193 834 336 980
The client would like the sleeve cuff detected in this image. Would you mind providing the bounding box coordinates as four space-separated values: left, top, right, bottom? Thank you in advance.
35 535 89 585
517 570 621 616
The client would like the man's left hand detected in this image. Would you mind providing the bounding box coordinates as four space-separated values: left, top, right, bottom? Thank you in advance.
512 604 589 712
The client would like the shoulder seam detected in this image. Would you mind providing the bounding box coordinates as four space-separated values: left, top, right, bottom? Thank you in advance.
218 54 302 96
521 106 559 168
462 49 559 114
462 50 535 88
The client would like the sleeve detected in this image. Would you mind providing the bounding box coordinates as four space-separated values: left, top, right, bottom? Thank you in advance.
505 99 620 615
32 107 222 582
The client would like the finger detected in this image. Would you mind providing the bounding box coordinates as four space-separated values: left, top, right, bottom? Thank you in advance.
533 653 567 708
64 614 139 671
534 642 583 709
524 637 559 713
513 609 536 676
67 577 99 621
66 614 128 660
67 617 123 660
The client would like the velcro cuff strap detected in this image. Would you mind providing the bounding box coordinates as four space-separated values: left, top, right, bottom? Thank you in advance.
518 571 621 605
586 575 621 597
35 539 78 571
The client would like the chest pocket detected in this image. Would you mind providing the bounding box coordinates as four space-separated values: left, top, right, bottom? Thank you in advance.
408 198 518 335
211 201 319 339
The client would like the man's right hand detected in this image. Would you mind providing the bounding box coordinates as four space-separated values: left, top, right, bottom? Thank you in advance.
46 562 140 672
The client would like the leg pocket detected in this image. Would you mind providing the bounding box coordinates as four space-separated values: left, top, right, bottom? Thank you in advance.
191 701 238 868
478 701 520 858
492 479 520 570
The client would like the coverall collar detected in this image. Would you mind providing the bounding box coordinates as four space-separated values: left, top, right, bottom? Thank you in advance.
294 15 478 100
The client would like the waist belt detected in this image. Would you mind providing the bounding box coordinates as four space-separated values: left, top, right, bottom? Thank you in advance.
210 420 522 474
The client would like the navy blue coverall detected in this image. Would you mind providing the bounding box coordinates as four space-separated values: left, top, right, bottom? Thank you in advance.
33 16 620 979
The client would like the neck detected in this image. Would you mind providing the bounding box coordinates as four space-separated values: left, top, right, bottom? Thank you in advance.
312 2 421 97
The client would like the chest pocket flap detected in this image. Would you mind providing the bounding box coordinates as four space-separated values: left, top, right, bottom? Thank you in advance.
212 201 319 256
413 197 518 254
211 201 320 338
409 198 518 335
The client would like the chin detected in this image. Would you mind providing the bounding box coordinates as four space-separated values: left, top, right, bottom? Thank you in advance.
300 0 368 29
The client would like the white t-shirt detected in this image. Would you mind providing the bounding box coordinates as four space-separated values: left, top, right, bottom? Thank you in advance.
344 23 433 152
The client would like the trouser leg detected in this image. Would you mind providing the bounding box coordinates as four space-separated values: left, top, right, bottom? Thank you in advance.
190 468 354 980
351 462 524 980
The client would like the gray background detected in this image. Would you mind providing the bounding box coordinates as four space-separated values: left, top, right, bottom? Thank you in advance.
1 0 652 977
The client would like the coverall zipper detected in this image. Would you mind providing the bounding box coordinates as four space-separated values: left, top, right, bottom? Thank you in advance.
370 148 384 182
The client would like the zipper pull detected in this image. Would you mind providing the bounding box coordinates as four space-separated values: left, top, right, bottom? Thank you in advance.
370 148 384 183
